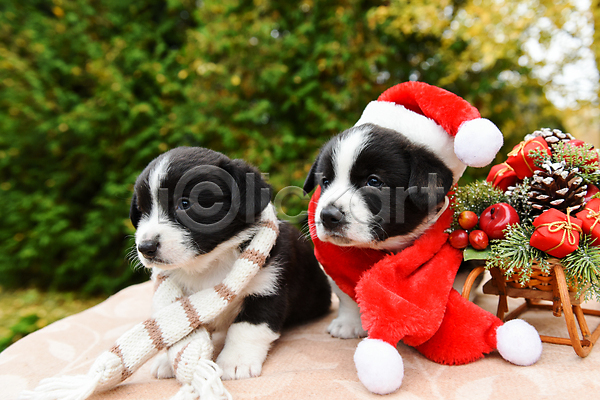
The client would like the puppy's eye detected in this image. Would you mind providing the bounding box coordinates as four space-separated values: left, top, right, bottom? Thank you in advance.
177 198 191 211
321 177 331 188
367 176 384 188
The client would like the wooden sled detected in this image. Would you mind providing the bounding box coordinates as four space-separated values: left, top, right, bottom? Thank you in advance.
461 259 600 357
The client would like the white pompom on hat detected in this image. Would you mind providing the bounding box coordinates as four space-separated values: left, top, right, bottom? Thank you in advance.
354 81 504 182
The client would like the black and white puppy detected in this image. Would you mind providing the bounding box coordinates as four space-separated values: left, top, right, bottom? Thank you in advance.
130 146 331 380
303 124 454 338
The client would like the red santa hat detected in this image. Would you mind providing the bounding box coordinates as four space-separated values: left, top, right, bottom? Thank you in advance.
354 81 504 182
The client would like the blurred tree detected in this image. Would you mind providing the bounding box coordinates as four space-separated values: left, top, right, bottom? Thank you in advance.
0 0 578 293
592 0 600 97
550 0 599 148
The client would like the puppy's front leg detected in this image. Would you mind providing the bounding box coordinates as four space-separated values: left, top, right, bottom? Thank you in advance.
328 279 367 339
216 292 283 380
216 321 280 380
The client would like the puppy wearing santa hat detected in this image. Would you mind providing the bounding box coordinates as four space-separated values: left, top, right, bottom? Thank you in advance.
303 82 543 395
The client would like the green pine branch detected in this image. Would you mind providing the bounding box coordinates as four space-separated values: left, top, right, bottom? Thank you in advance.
529 141 600 186
486 223 550 285
529 147 552 168
551 142 599 175
528 142 600 185
562 234 600 302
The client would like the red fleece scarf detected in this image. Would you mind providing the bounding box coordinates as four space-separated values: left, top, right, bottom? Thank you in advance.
309 187 502 365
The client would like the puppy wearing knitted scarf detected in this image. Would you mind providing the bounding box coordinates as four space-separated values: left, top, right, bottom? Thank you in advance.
21 147 331 400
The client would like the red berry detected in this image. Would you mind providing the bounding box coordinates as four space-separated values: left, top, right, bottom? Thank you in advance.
469 230 489 250
458 211 478 230
449 230 469 249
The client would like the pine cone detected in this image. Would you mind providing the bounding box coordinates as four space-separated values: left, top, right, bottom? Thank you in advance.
527 160 587 215
524 128 575 146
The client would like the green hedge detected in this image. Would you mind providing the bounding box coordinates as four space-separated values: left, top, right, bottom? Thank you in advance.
0 0 563 294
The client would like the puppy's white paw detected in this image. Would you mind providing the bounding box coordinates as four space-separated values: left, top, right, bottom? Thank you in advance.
217 352 264 380
151 352 175 379
328 279 367 339
328 316 367 339
216 322 280 381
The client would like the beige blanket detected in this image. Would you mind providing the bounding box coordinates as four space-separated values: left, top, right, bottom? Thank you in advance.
2 280 600 400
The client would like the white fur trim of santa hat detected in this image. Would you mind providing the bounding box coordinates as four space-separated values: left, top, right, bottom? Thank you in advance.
354 338 404 395
354 82 504 183
356 101 467 182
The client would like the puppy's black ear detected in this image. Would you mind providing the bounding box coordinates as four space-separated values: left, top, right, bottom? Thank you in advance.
303 154 321 195
230 159 272 222
407 154 453 211
130 192 142 229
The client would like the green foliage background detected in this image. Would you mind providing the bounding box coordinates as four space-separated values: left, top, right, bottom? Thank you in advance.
0 0 577 294
0 287 104 351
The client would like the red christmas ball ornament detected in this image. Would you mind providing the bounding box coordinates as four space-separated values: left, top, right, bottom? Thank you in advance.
469 230 489 250
479 203 520 240
449 230 470 249
567 139 587 147
458 211 478 230
584 185 600 204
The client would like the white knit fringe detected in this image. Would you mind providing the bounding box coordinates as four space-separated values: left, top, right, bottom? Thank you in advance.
168 360 231 400
18 375 100 400
18 351 124 400
190 361 232 400
169 384 199 400
19 204 279 400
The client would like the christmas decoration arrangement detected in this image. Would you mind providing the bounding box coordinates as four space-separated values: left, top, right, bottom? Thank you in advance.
450 128 600 301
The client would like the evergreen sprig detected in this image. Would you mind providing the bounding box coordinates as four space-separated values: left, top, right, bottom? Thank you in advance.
530 141 600 186
529 147 552 167
562 234 600 302
486 223 550 285
578 170 600 187
451 181 508 229
551 142 599 174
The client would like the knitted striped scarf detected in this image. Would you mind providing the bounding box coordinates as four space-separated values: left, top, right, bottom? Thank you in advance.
20 203 280 400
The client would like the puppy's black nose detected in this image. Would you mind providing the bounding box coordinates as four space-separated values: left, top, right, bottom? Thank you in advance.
321 205 345 230
138 240 159 259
